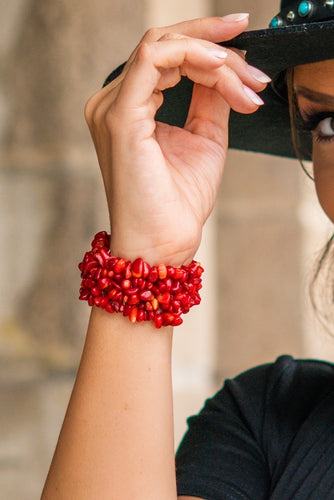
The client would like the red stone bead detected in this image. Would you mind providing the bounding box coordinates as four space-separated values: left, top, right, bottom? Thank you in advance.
128 294 140 305
98 278 111 289
162 312 175 325
114 258 126 274
121 279 131 290
142 261 150 279
158 263 167 280
132 258 143 278
111 280 121 290
79 290 90 300
108 289 118 299
112 301 121 312
124 262 132 279
148 267 159 283
85 260 98 273
160 303 170 312
92 231 109 248
137 310 145 322
171 300 181 313
129 307 138 323
154 314 163 329
139 290 152 301
95 252 105 267
158 292 171 305
166 266 175 278
91 287 100 297
92 268 102 280
171 281 181 294
123 304 132 316
173 268 184 280
173 316 183 326
83 278 95 289
100 247 111 262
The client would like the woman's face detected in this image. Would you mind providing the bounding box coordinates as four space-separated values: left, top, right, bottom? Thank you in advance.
294 60 334 220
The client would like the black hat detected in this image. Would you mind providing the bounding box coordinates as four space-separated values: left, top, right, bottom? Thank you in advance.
104 0 334 160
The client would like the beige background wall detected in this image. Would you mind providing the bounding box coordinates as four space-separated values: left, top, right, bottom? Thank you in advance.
0 0 333 498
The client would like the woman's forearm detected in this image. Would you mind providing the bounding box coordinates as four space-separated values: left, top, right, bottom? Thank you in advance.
42 307 177 499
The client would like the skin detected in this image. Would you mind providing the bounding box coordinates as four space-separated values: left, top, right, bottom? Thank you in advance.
41 16 333 500
295 60 334 220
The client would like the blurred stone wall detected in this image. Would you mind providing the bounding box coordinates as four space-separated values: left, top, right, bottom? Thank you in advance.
0 1 146 497
1 0 144 368
0 0 333 498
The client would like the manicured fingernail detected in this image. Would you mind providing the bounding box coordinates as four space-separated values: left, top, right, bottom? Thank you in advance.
207 48 228 60
221 13 249 22
243 85 264 105
248 65 272 83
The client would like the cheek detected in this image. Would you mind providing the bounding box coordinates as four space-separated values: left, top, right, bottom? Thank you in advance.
313 144 334 222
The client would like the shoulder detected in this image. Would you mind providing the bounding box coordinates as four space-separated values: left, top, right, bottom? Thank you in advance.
202 355 334 443
176 355 334 499
232 354 334 418
180 354 334 436
224 354 334 413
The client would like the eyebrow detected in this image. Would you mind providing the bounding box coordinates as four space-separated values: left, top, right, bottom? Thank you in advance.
295 86 334 106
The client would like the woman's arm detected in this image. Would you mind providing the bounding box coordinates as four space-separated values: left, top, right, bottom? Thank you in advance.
42 15 269 499
42 309 176 499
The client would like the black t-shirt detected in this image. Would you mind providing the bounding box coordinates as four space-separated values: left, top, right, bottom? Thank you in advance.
176 355 334 499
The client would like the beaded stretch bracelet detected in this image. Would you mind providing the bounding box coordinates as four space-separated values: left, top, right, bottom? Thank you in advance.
78 231 204 328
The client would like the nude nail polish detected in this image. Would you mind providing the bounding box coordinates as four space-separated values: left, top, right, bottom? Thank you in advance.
221 13 249 22
243 85 264 105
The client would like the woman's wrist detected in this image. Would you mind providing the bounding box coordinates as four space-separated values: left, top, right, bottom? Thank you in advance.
109 232 198 268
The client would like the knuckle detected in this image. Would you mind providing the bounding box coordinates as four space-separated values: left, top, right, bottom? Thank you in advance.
135 42 153 62
84 93 98 125
158 32 184 41
142 27 161 42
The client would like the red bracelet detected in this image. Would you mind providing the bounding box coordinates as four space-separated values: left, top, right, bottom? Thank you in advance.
78 231 204 328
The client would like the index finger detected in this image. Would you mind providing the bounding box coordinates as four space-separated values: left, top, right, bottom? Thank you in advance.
142 14 250 44
103 14 249 92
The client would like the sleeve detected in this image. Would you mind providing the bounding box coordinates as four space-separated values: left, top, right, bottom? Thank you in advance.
175 361 274 500
175 355 334 500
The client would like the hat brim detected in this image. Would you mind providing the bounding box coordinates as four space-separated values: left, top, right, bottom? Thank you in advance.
104 20 334 160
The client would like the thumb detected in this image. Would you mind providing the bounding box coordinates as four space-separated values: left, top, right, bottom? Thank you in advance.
185 83 230 148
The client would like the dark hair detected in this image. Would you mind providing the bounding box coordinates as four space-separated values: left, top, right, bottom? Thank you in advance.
309 234 334 331
286 67 334 331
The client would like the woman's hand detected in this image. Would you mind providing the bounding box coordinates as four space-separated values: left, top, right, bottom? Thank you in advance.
85 15 270 266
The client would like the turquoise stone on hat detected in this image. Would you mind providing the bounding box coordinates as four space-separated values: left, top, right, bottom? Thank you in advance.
269 16 280 27
298 1 312 16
